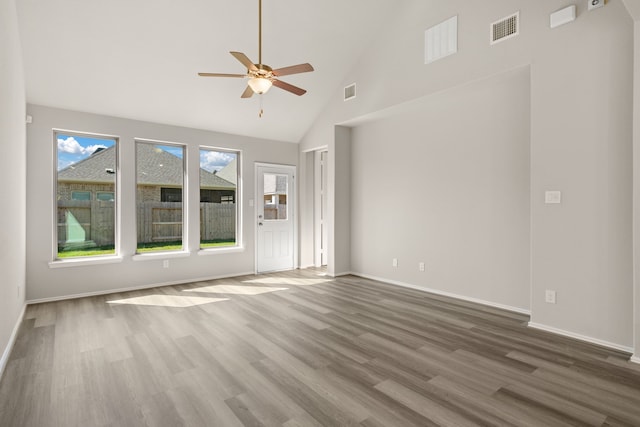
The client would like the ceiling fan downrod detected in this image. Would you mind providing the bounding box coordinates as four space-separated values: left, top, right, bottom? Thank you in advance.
258 0 263 67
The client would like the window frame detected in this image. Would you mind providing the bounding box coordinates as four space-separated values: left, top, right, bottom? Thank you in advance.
52 129 120 262
134 138 187 255
198 146 242 252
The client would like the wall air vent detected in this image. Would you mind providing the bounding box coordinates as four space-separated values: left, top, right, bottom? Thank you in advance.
344 83 356 101
490 12 519 45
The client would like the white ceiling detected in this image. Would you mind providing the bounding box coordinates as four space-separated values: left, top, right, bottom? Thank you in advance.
16 0 401 143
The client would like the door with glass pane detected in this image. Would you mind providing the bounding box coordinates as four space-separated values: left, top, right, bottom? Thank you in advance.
256 164 295 273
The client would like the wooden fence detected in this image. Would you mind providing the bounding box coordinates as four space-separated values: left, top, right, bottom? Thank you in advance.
200 203 236 241
57 200 115 247
58 201 235 247
264 204 287 220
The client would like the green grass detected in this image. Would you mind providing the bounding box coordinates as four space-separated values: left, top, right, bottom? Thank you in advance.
57 247 116 258
57 240 236 258
136 241 184 253
200 240 236 249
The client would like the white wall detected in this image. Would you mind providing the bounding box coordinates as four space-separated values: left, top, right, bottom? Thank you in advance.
0 0 26 375
300 0 634 349
26 105 298 301
350 68 531 312
331 126 351 276
627 0 640 361
530 1 633 349
298 150 315 268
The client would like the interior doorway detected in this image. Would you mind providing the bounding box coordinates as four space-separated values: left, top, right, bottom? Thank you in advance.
314 150 328 267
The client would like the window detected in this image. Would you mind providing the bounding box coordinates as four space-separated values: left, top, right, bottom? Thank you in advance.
71 191 91 201
199 148 239 249
96 192 114 202
161 188 182 202
56 131 117 259
263 173 288 220
136 141 185 253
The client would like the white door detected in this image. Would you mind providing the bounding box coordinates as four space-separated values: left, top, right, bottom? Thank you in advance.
256 164 295 273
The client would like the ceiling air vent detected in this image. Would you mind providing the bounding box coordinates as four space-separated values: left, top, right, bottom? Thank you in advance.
490 12 519 45
344 83 356 101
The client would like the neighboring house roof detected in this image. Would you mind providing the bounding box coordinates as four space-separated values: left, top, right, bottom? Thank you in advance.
215 157 237 185
58 145 235 189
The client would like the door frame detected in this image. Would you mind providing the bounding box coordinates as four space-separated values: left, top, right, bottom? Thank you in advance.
254 162 297 274
314 150 328 267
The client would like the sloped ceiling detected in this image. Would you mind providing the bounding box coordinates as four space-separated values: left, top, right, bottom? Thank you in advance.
16 0 401 142
623 0 640 20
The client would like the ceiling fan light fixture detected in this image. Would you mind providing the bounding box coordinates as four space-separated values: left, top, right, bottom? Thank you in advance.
248 77 272 94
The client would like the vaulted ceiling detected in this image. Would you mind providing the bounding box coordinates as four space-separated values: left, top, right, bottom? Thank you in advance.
16 0 402 142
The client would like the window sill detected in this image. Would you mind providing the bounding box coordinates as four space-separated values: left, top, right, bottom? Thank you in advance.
132 251 191 261
49 256 124 269
198 246 245 256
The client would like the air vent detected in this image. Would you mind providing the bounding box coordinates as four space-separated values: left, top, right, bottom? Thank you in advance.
344 83 356 101
490 12 519 45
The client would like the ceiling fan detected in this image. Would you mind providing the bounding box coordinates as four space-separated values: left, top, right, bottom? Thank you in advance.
198 0 314 99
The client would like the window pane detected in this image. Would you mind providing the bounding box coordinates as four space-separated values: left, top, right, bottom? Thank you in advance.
136 142 185 253
71 191 91 201
263 173 288 220
56 133 116 258
96 192 114 202
199 148 238 249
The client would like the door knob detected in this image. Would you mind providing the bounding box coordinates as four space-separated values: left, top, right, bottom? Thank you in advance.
258 222 263 226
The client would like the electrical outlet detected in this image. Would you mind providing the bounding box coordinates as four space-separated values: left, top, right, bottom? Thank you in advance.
163 260 170 269
419 262 425 272
392 258 398 268
545 290 557 304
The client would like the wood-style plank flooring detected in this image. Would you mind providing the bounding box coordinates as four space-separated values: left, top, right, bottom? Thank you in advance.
1 268 640 426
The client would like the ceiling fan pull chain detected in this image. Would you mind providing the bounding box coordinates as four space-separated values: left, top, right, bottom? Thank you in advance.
259 95 264 118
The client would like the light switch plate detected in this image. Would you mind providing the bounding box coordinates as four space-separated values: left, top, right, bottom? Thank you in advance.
545 191 562 204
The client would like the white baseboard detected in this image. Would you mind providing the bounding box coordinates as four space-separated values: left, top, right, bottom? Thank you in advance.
0 304 26 381
299 264 316 269
347 271 531 315
332 271 354 278
528 322 634 354
27 271 256 305
631 356 640 365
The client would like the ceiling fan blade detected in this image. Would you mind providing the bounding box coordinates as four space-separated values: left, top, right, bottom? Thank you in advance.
198 72 246 78
272 63 314 77
272 79 307 96
241 85 254 98
230 51 258 71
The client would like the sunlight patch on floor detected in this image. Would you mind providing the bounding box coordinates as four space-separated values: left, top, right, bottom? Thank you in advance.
107 295 229 308
187 285 288 295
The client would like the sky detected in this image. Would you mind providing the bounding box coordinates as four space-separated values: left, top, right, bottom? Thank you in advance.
57 134 236 173
200 149 236 173
57 134 114 171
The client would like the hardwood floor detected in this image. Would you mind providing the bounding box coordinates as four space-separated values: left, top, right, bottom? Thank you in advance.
1 268 640 426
